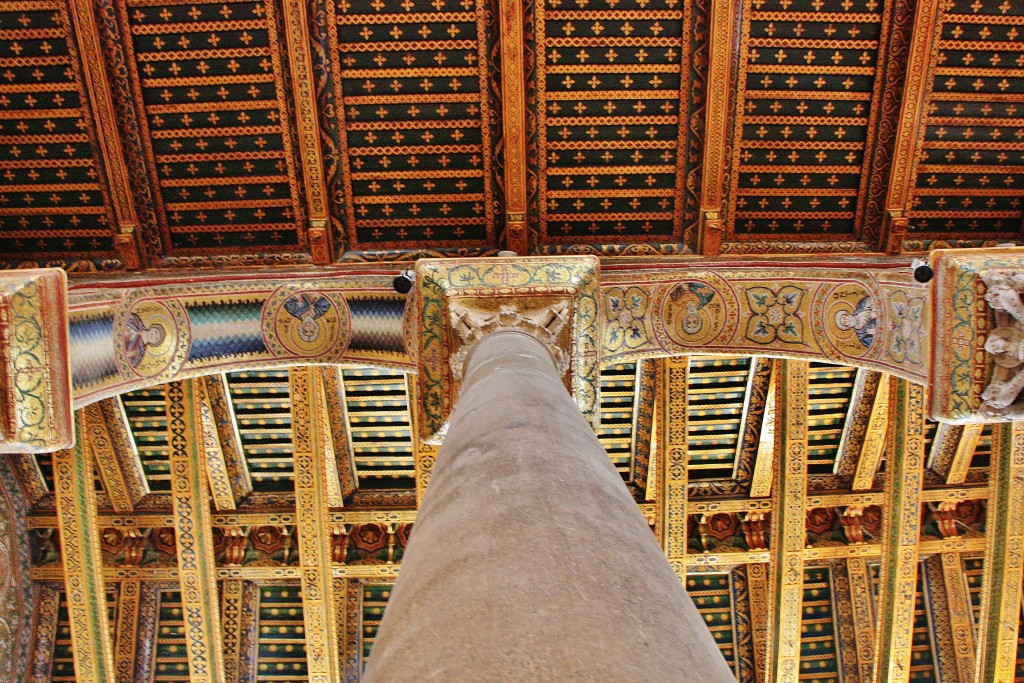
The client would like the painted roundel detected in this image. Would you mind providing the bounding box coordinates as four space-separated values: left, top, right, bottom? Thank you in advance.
114 298 190 381
653 273 736 351
263 285 350 361
812 281 880 360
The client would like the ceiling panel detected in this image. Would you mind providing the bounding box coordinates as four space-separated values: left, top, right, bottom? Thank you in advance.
115 0 309 259
687 356 753 480
725 0 895 243
256 584 308 683
321 0 502 255
526 0 706 252
0 2 117 268
908 0 1024 244
800 566 840 682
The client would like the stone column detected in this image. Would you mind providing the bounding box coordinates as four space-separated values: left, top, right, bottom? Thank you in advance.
365 331 733 682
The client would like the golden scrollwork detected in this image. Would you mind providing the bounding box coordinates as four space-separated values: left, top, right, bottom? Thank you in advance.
290 367 342 682
874 380 926 682
165 379 225 683
768 360 808 683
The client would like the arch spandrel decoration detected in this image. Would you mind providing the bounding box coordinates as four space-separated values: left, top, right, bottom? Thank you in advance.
599 258 930 385
68 270 416 409
64 258 940 416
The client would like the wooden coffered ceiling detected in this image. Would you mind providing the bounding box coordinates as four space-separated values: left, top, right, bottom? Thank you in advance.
3 0 1024 681
9 359 1006 681
0 0 1022 271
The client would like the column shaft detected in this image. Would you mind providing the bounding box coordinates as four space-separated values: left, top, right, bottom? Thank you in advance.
365 331 732 681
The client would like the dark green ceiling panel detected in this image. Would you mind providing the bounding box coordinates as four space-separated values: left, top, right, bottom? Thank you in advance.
527 0 707 250
256 583 308 683
116 0 308 256
0 2 117 268
730 0 890 240
909 0 1024 242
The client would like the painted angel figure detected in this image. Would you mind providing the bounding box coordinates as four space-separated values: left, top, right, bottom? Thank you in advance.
284 293 331 344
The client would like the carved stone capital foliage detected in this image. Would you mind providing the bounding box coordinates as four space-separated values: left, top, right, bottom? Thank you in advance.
449 300 571 379
414 255 600 442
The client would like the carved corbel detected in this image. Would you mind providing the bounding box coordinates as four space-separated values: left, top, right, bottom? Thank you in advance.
113 226 143 270
840 506 867 545
331 524 349 564
929 502 961 539
308 220 332 265
741 511 768 550
222 526 248 566
385 523 397 564
122 528 148 567
696 513 711 552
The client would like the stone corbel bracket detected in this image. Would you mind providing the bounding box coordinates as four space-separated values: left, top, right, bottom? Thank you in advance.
414 255 601 443
0 268 74 451
930 247 1024 423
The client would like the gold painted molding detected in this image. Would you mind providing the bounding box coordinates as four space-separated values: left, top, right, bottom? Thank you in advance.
768 360 808 683
290 367 342 682
54 426 116 682
873 380 926 682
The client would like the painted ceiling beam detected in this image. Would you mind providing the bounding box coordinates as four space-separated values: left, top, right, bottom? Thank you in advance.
112 581 144 683
497 0 528 254
749 360 777 499
946 423 983 486
315 371 345 509
873 380 926 682
767 359 808 683
290 367 342 682
196 380 241 511
83 400 147 512
845 558 877 682
66 0 143 268
878 0 943 253
322 368 358 501
696 0 737 255
28 508 420 529
199 375 252 506
852 374 890 490
279 0 332 262
746 563 770 683
660 356 690 580
220 580 258 683
27 586 60 683
975 421 1024 682
165 379 225 683
938 553 978 682
53 424 117 682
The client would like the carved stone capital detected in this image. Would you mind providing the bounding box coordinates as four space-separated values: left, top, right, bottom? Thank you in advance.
413 255 600 442
930 249 1024 423
449 301 570 380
